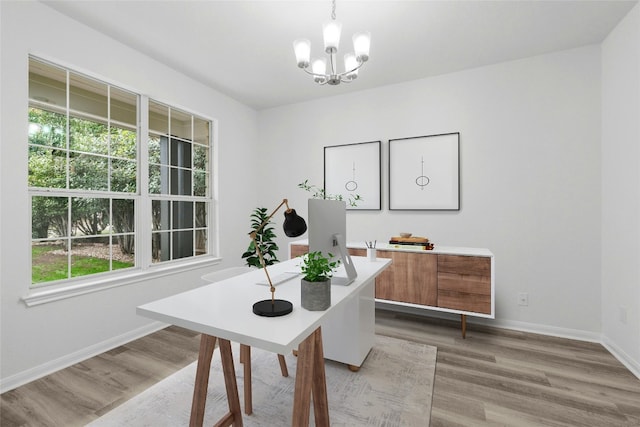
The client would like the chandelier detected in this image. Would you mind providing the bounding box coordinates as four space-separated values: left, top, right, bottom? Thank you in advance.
293 0 371 85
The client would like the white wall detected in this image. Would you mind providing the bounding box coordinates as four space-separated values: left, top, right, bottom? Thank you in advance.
0 1 259 390
259 46 603 339
2 0 638 391
601 3 640 375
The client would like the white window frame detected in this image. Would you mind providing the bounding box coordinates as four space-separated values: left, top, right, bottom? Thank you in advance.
23 57 220 307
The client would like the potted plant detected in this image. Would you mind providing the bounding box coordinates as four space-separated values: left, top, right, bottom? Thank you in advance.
242 207 279 268
299 251 340 311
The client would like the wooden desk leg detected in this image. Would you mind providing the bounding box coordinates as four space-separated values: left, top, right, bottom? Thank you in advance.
189 335 243 427
240 344 252 415
461 314 467 339
240 347 289 417
218 339 243 427
292 327 330 427
310 328 330 425
278 354 289 377
190 334 216 427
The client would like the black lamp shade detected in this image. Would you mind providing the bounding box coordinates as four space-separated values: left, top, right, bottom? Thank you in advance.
283 209 307 237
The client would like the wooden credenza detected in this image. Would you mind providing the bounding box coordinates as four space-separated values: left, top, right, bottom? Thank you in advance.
290 241 494 338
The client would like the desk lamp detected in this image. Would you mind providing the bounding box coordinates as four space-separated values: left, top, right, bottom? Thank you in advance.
249 199 307 317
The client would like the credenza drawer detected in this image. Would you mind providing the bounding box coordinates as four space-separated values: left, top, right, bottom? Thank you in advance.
437 272 491 295
437 291 491 314
438 254 491 276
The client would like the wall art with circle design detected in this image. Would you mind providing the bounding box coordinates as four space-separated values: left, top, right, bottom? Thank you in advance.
324 140 381 210
389 133 460 210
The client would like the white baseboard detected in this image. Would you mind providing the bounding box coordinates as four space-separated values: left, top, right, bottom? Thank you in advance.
479 317 602 343
377 302 602 341
0 321 168 394
3 308 639 393
601 336 640 379
376 303 639 379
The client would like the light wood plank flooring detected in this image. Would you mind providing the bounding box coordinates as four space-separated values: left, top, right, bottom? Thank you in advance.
2 310 639 426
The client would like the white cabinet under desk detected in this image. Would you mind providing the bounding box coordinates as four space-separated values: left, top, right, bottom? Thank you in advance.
290 240 495 338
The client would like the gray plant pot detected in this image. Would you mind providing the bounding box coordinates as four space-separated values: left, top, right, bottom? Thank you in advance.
301 278 331 311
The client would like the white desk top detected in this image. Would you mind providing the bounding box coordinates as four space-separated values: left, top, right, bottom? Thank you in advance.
137 256 391 355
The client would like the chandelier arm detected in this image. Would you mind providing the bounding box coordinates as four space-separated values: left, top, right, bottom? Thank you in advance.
300 58 365 80
342 59 366 76
300 67 330 79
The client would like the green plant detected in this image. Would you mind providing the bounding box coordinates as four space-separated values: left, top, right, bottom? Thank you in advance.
242 207 279 268
300 251 340 282
298 179 362 207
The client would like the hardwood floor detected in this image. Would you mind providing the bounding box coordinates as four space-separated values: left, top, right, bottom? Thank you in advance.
2 310 639 426
0 326 202 427
375 310 640 427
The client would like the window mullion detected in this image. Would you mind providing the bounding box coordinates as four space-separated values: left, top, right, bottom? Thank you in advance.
138 95 150 269
65 69 71 191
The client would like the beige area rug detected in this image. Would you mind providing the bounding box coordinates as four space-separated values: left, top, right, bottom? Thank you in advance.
89 335 436 427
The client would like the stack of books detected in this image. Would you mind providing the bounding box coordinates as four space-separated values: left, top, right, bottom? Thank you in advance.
388 236 434 250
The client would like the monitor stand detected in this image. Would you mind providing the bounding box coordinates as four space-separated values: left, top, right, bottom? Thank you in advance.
331 233 357 286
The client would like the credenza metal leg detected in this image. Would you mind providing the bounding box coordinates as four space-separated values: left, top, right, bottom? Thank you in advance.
461 314 467 339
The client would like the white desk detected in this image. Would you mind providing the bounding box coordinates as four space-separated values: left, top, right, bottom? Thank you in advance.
137 256 391 427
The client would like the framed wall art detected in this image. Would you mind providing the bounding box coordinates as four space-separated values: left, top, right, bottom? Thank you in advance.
324 141 381 210
389 133 460 210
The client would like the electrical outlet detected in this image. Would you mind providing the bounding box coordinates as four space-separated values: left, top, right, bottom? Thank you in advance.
518 293 529 306
619 306 628 324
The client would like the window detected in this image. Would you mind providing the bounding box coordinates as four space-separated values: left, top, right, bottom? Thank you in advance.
28 57 214 288
148 101 211 263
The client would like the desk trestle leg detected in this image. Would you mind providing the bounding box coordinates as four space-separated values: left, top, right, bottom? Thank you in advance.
240 344 252 415
190 335 243 427
292 327 330 427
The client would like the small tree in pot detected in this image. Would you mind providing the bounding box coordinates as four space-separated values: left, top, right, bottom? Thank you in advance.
300 251 340 311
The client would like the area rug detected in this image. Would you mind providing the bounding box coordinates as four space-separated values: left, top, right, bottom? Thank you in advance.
88 335 436 426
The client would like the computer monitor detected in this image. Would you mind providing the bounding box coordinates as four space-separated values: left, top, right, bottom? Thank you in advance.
308 198 357 286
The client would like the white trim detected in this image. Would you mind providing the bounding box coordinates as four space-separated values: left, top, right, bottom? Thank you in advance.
376 298 494 319
28 58 218 293
0 321 167 394
23 257 221 306
377 302 602 342
378 304 640 380
480 317 602 343
602 336 640 380
3 304 637 394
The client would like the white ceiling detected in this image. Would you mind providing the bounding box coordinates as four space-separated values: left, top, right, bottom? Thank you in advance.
42 0 637 110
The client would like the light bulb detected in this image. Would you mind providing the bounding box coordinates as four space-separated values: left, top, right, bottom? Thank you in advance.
323 20 342 53
344 53 358 79
293 39 311 68
312 58 327 83
353 32 371 62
